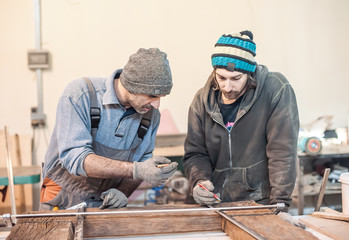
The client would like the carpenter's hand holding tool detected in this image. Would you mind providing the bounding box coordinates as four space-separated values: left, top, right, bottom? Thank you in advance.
99 188 128 209
193 180 219 205
133 156 178 186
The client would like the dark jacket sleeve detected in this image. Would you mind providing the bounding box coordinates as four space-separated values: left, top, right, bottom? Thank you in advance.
266 73 299 206
183 96 213 191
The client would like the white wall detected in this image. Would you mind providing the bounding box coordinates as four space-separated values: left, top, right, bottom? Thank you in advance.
1 0 349 144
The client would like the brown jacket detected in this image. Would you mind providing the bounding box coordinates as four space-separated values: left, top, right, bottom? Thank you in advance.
183 65 299 206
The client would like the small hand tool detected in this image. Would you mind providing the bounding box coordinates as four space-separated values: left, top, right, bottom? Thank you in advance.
198 183 222 202
156 164 170 168
52 202 87 211
67 202 87 210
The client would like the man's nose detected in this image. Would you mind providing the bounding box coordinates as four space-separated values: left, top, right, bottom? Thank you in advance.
223 81 233 92
150 98 161 109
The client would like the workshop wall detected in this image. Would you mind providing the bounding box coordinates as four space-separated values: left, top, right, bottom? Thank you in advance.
1 0 349 149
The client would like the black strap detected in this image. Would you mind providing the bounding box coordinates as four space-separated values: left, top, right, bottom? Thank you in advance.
138 111 152 139
83 77 152 139
83 78 100 130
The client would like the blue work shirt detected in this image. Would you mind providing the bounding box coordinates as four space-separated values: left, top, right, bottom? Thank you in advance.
43 70 160 178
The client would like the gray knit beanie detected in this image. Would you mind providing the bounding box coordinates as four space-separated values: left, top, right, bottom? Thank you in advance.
120 48 173 95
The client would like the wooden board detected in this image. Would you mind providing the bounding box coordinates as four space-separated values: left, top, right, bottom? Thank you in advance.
84 204 222 238
6 216 75 240
217 202 317 240
312 211 349 222
299 216 349 240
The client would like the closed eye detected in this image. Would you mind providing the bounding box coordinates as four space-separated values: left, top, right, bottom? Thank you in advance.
232 75 242 80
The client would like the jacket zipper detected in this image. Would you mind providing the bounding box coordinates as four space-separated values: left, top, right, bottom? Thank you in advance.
220 129 233 200
228 131 232 174
212 104 247 200
211 115 234 201
210 89 252 200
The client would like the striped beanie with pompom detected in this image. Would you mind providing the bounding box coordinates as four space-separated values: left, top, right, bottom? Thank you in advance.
211 30 257 74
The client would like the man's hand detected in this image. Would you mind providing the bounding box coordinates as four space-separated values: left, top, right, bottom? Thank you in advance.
99 188 128 209
193 180 217 205
133 156 178 186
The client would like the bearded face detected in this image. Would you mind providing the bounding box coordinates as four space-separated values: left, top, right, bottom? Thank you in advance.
215 68 248 104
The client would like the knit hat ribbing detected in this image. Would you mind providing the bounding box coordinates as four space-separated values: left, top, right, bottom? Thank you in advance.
120 48 173 95
211 31 257 74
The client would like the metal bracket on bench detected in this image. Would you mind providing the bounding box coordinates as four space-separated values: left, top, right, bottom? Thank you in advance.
3 213 13 228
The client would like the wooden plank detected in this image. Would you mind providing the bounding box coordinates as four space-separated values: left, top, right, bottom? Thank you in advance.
84 204 222 238
3 127 16 216
4 204 222 239
220 205 317 240
12 134 25 214
320 207 340 214
312 211 349 222
5 202 321 239
299 216 349 240
74 206 85 240
17 134 35 213
6 216 75 240
222 217 257 240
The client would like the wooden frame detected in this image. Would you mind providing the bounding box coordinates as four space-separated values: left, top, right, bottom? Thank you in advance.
5 201 317 239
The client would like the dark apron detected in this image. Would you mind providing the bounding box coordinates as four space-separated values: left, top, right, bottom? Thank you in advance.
40 135 142 210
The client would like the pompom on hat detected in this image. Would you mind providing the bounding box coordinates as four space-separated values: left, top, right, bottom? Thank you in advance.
120 48 173 96
211 30 257 74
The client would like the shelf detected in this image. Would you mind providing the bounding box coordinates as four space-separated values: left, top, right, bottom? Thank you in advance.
0 166 41 186
293 189 341 198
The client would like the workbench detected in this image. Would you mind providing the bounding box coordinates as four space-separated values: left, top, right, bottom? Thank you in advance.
1 201 319 240
295 144 349 215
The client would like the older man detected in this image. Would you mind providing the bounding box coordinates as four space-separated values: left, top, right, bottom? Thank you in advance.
41 48 178 210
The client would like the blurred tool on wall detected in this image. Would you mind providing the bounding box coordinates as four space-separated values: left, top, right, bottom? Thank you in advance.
298 115 349 155
298 136 322 155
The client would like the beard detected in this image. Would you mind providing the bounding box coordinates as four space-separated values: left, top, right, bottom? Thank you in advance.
221 82 248 101
133 104 152 114
125 94 153 114
222 90 242 100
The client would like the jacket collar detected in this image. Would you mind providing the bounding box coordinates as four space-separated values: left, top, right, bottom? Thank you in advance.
103 69 123 106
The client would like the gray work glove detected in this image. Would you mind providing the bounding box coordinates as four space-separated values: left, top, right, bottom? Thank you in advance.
133 156 178 186
193 180 217 205
99 188 128 209
277 212 306 229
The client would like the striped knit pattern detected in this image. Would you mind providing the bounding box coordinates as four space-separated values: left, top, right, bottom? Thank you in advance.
211 32 257 73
